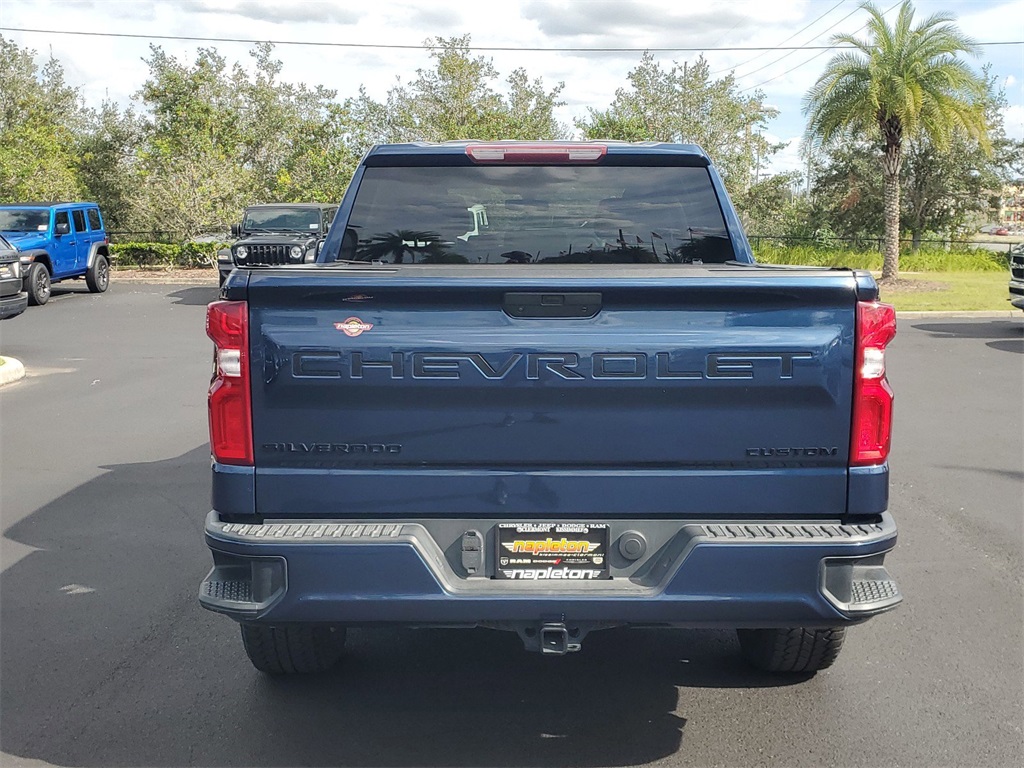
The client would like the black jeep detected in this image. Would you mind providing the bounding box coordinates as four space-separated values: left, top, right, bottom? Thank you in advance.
217 203 338 286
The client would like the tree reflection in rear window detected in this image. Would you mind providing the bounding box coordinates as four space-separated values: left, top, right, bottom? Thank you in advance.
342 166 733 265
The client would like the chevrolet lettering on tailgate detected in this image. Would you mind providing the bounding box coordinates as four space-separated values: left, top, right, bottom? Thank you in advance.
291 351 817 381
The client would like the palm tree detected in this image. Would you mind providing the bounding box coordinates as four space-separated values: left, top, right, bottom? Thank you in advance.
358 230 451 263
803 1 988 281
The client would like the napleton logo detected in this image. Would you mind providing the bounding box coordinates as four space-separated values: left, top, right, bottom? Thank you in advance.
502 567 604 580
503 538 600 555
335 317 374 337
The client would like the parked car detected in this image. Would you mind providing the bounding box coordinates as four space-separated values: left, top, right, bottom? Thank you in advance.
1009 242 1024 310
0 202 111 306
217 203 337 286
994 227 1009 236
200 141 901 675
0 235 27 320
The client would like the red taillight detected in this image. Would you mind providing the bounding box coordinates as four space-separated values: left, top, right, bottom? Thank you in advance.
465 143 607 164
206 300 253 465
850 301 896 466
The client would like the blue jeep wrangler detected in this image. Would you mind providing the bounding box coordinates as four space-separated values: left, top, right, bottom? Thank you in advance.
0 202 111 306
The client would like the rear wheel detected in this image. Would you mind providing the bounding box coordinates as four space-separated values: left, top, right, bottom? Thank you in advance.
737 627 846 673
26 262 50 306
86 254 110 293
239 623 346 675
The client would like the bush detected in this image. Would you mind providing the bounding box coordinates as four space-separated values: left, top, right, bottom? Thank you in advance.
110 241 224 268
752 242 1009 272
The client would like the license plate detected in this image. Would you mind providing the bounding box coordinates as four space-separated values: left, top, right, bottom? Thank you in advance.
494 523 610 580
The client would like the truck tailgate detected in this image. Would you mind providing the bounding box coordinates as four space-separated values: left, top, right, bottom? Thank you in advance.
246 267 858 518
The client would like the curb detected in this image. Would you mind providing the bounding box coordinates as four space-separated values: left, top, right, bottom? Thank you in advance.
896 310 1021 319
0 356 26 388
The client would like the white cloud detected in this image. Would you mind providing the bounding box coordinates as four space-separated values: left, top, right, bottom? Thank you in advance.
762 134 805 177
186 0 362 24
0 0 1018 152
1003 105 1024 140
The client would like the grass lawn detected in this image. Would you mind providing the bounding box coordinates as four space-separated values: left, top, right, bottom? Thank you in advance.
878 271 1014 312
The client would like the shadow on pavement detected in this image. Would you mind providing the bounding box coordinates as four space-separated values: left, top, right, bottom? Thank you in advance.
911 320 1024 354
986 338 1024 354
935 465 1024 482
48 282 91 298
168 286 220 306
910 320 1023 340
1 446 804 768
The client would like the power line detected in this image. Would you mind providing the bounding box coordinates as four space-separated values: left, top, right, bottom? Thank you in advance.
741 0 901 92
733 2 866 81
0 25 1020 53
714 0 848 76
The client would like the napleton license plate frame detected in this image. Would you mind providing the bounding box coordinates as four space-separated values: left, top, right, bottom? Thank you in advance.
493 523 610 581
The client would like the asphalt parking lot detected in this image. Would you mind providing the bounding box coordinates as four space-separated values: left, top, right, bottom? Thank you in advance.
1 280 1021 767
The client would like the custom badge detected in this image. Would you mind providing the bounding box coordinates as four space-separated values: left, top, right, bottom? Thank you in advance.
335 317 374 337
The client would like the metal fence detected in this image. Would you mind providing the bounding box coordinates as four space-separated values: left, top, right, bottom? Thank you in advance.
747 234 1022 254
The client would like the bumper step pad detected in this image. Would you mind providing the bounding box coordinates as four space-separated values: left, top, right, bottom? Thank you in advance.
851 578 900 605
201 579 253 603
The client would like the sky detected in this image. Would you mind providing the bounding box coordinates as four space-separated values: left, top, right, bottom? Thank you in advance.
1 0 1022 176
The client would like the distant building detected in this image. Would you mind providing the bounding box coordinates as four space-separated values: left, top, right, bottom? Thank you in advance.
1000 180 1024 227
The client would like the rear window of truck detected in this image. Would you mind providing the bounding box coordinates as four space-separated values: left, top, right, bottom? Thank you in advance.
341 166 733 265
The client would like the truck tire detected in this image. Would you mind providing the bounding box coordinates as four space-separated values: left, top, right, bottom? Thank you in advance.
86 254 110 293
737 627 846 673
239 623 346 675
26 262 51 306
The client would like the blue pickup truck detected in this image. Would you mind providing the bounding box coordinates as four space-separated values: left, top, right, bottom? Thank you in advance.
0 202 111 305
200 141 901 675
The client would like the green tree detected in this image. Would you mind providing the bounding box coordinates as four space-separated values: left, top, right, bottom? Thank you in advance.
131 43 361 236
0 36 84 201
803 1 989 280
902 68 1018 247
131 46 249 238
354 35 567 144
493 67 567 140
577 52 780 192
807 140 885 242
231 43 361 203
78 100 144 231
734 172 805 238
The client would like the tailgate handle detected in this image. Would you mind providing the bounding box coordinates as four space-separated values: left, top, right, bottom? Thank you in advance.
503 292 602 319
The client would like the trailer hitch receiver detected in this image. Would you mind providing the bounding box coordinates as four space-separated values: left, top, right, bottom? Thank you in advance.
540 622 580 655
